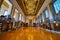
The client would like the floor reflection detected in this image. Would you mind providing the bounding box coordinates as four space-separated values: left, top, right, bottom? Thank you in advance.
0 27 60 40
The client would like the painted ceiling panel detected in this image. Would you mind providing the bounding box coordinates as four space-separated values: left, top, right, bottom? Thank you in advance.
16 0 45 16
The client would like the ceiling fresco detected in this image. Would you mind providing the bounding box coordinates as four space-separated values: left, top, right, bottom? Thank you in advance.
16 0 45 16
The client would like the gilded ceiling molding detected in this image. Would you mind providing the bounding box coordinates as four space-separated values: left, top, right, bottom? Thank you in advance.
21 0 40 16
21 0 27 16
0 0 4 8
35 0 40 15
3 0 9 8
16 0 45 16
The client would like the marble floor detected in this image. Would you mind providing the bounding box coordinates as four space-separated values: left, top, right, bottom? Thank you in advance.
0 27 60 40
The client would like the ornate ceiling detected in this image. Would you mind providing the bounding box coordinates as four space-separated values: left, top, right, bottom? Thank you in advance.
16 0 45 16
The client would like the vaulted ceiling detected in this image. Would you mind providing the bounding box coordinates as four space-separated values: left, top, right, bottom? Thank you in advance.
16 0 45 16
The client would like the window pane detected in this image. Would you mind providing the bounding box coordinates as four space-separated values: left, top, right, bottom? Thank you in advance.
4 11 8 16
42 13 44 22
53 0 60 13
39 16 41 23
45 9 49 18
19 14 22 21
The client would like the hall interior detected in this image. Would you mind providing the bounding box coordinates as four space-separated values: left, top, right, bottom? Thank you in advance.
0 0 60 40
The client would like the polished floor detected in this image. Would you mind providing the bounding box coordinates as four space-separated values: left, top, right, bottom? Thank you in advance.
0 27 60 40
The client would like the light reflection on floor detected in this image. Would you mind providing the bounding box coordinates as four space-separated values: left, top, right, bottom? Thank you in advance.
0 27 60 40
